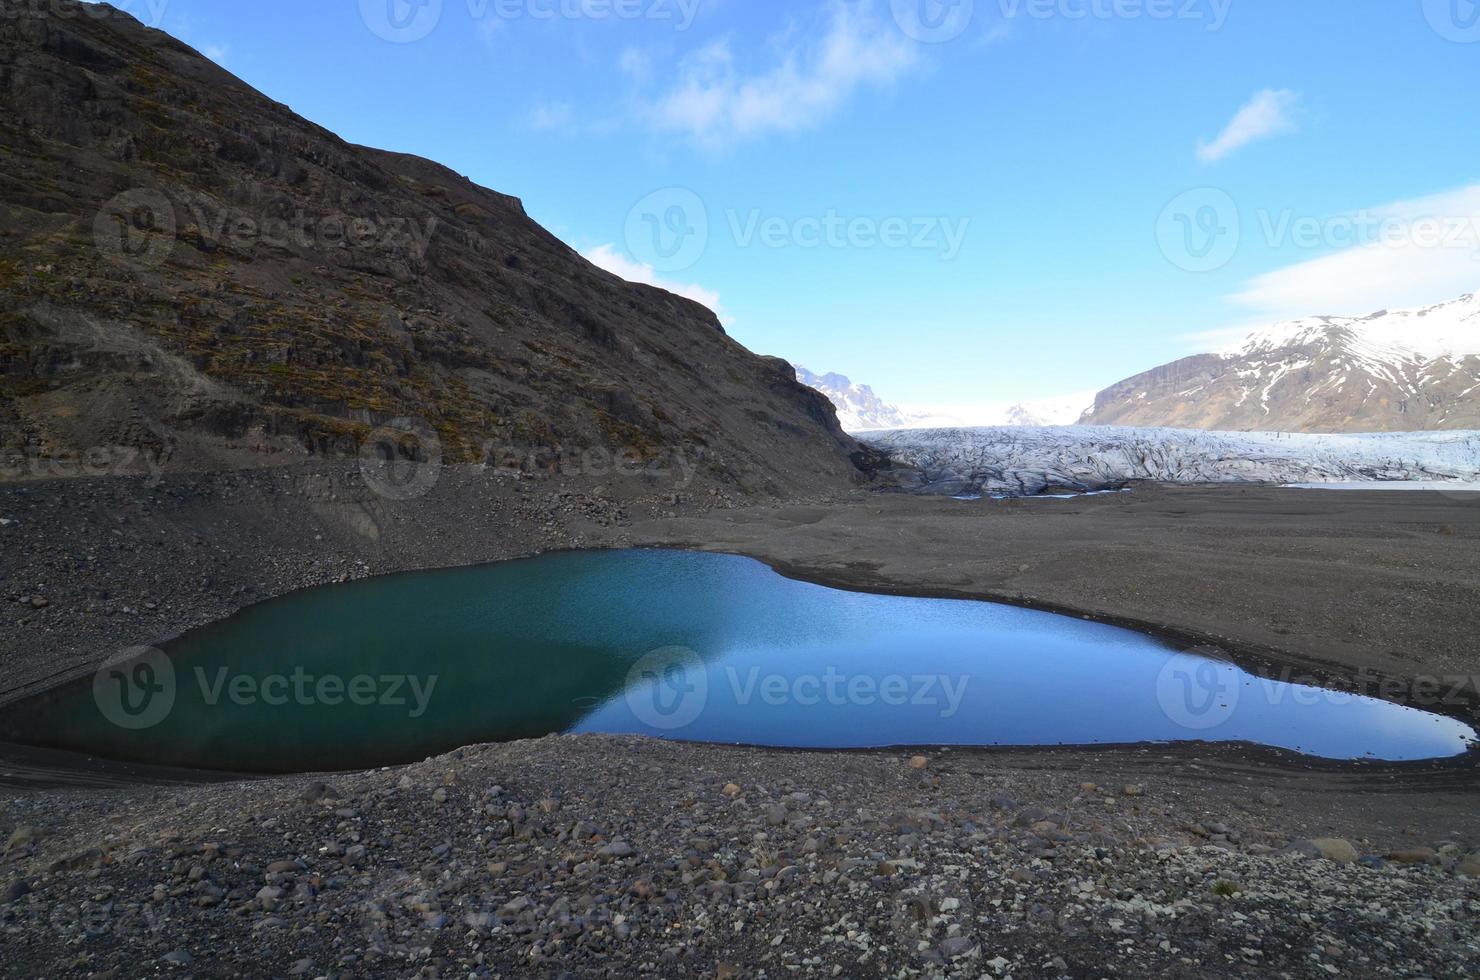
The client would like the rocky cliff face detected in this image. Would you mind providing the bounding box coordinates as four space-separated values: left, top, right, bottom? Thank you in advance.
1083 295 1480 432
0 5 860 493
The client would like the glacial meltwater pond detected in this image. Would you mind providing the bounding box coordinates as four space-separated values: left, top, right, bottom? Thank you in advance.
1 550 1472 772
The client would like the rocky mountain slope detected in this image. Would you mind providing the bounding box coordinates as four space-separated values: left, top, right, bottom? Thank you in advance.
0 5 860 494
793 366 1086 431
863 426 1480 496
1084 294 1480 432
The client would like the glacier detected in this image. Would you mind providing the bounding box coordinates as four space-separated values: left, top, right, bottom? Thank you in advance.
862 426 1480 497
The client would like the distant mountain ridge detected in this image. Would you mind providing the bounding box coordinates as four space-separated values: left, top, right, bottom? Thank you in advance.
792 366 1088 432
1083 293 1480 432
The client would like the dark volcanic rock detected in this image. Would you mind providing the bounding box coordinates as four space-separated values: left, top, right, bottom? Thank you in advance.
0 3 859 494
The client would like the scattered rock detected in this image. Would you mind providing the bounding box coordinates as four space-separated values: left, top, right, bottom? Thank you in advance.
1307 838 1359 864
4 826 38 854
1386 847 1437 865
299 781 339 803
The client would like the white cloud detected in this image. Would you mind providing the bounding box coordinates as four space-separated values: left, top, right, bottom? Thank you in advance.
1228 182 1480 319
1179 182 1480 353
646 1 916 148
201 44 228 65
618 47 654 82
582 244 728 321
1197 89 1299 164
528 102 575 132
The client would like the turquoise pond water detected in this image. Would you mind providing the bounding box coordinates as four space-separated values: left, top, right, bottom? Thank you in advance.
0 550 1471 772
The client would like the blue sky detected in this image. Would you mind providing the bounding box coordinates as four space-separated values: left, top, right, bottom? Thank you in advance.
99 0 1480 409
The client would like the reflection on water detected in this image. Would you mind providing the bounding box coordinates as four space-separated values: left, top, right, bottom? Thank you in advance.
0 550 1471 772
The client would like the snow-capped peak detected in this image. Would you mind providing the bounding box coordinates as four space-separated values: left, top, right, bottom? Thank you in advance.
1231 293 1480 363
792 365 1091 433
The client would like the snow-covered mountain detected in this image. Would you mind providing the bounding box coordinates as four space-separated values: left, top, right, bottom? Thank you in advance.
863 426 1480 497
1083 293 1480 432
791 368 930 431
792 366 1089 433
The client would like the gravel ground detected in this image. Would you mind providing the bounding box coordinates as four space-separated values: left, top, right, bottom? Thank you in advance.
2 737 1479 979
2 469 1479 977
